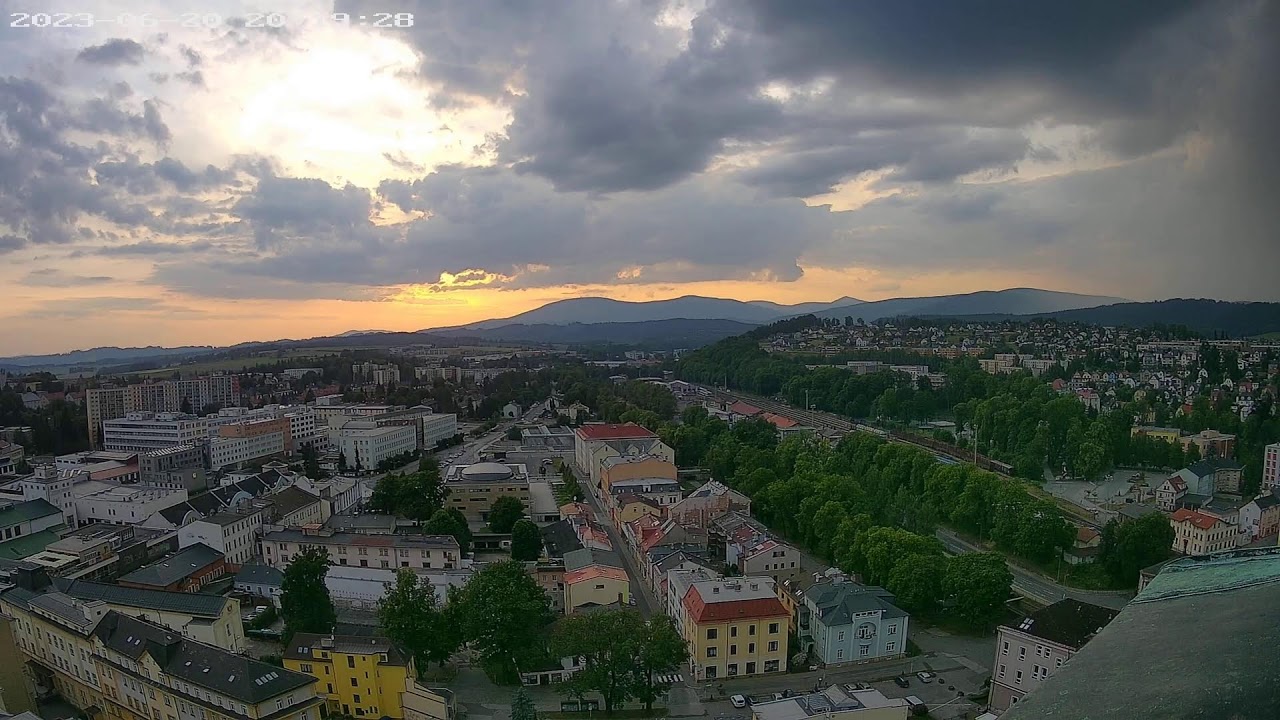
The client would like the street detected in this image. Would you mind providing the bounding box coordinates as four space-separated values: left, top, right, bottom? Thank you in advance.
574 458 659 616
935 528 1133 609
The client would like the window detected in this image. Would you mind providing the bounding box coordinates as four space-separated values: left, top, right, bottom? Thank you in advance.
767 641 778 652
764 660 779 672
748 625 756 636
706 647 717 657
300 664 312 673
727 664 738 677
859 645 870 657
886 641 896 653
748 643 755 653
353 695 361 704
351 678 358 687
705 666 717 679
1002 641 1009 656
1055 657 1064 668
1015 670 1023 685
729 645 737 656
1019 646 1026 660
327 684 333 694
706 629 718 640
730 626 738 638
998 664 1006 679
768 622 779 634
746 662 756 674
347 656 356 668
836 649 844 661
837 631 845 641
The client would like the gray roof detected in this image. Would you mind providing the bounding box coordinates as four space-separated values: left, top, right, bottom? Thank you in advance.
267 486 321 519
540 519 583 558
95 612 313 704
284 633 409 666
52 578 230 618
261 528 459 551
1003 598 1118 649
806 582 907 625
564 548 623 571
0 499 60 527
1188 458 1242 477
118 543 224 588
234 563 284 588
1003 547 1280 720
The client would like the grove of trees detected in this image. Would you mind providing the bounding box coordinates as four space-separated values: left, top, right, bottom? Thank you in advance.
367 461 446 520
280 547 337 640
550 610 688 713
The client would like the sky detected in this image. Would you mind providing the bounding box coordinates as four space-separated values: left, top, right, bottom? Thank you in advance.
1 0 1277 356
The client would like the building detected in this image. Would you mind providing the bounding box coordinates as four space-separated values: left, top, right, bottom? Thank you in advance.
1179 429 1236 459
352 362 401 386
1238 492 1280 542
421 413 459 449
801 583 909 666
261 528 460 571
989 599 1119 712
573 423 663 486
268 486 326 527
283 633 453 720
179 505 272 567
0 440 24 475
599 455 678 495
681 577 790 680
749 685 907 720
139 444 208 492
1129 425 1184 444
73 482 188 527
1170 508 1234 555
15 466 78 528
101 412 207 453
235 563 285 607
563 549 630 612
1001 548 1280 720
1264 442 1280 492
443 462 531 522
0 500 63 547
669 481 751 527
321 565 472 609
1063 526 1102 565
33 576 246 652
117 543 228 592
85 386 129 448
0 588 319 720
336 422 417 471
209 426 288 470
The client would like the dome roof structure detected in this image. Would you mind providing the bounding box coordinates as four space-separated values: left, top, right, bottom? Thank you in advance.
459 461 515 482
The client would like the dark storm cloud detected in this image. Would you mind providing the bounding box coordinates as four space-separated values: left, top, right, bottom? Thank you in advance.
0 234 27 253
76 39 146 66
231 176 374 248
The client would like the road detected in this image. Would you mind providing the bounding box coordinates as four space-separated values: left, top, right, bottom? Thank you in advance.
936 528 1132 610
572 458 659 617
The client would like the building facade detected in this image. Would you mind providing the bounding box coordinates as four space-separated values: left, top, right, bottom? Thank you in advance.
1171 508 1235 555
261 528 460 571
681 578 789 680
1263 443 1280 492
283 634 430 720
101 413 207 453
801 583 908 666
443 463 531 522
990 599 1118 712
337 423 417 471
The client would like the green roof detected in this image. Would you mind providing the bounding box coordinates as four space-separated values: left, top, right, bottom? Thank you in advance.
0 499 61 528
0 528 64 560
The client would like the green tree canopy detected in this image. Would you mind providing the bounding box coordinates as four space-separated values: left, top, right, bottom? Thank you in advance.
1099 513 1175 585
510 688 537 720
455 561 554 676
488 496 526 533
423 507 472 555
377 569 455 671
943 553 1013 630
510 519 543 561
367 462 446 520
280 546 336 640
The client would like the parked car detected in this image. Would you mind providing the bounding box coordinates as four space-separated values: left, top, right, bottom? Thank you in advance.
916 672 934 682
894 676 910 689
730 695 748 709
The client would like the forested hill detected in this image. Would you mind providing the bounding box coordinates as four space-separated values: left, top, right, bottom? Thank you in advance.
939 299 1280 337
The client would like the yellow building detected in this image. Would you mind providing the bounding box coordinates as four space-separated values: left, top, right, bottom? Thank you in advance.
284 634 453 720
1130 425 1185 444
599 455 677 494
0 586 320 720
681 578 790 681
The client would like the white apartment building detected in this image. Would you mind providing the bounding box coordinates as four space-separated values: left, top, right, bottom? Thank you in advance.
85 387 129 447
206 405 320 450
73 482 189 525
1171 508 1235 555
990 600 1118 712
1264 442 1280 492
208 430 287 469
336 421 417 470
101 412 207 453
86 377 238 447
18 465 79 528
261 528 460 570
352 362 401 385
282 367 324 379
179 507 271 567
421 413 459 449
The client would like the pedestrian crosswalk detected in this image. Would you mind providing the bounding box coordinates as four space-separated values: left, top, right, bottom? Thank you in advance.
656 674 684 685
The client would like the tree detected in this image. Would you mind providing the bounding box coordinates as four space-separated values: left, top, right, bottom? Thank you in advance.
552 610 644 713
488 495 526 533
338 451 348 471
301 444 321 479
377 569 452 671
510 688 537 720
886 554 945 614
510 519 543 561
943 553 1013 630
455 561 554 676
506 426 523 441
1099 513 1175 585
632 616 688 712
367 464 446 520
280 546 336 640
423 508 472 555
180 396 193 414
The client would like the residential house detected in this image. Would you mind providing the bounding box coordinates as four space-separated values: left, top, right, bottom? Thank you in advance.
646 548 716 601
668 481 751 527
606 477 682 510
267 486 327 527
562 548 630 612
235 563 285 607
283 633 453 720
1188 458 1244 495
612 494 665 525
1063 527 1102 565
572 423 664 487
1263 442 1279 491
1170 508 1234 555
1237 492 1280 541
600 455 678 495
681 577 789 680
1180 429 1236 459
990 599 1119 712
179 504 273 568
117 542 228 592
1154 475 1188 512
801 582 908 666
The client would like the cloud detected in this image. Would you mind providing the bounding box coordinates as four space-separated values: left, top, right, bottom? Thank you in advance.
27 297 164 318
76 39 147 66
20 269 114 287
0 234 27 253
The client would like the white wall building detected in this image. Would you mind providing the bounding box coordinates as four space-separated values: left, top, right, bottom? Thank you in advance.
336 421 417 470
208 430 287 469
421 413 459 449
101 412 206 452
19 465 80 528
1264 442 1280 492
179 507 270 567
73 482 188 526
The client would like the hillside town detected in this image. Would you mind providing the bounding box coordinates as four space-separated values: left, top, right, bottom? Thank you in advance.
1 318 1278 720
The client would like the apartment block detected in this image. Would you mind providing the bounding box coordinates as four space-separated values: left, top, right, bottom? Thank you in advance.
420 413 459 449
681 577 789 680
336 422 417 471
1170 508 1235 555
179 506 272 567
102 412 207 453
284 634 453 720
86 377 239 448
1263 443 1280 492
261 528 460 571
209 429 287 470
0 584 320 720
140 444 208 492
990 599 1118 712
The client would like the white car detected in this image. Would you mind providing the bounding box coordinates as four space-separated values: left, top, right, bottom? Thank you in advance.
730 696 748 709
915 671 934 683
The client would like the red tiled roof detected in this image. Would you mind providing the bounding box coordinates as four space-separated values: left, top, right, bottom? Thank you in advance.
1171 508 1223 531
565 566 628 585
761 412 798 429
684 588 788 624
728 401 762 417
1076 527 1100 544
575 423 658 440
